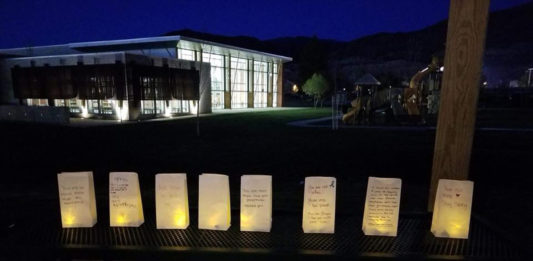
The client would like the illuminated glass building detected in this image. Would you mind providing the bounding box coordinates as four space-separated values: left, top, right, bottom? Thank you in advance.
0 36 292 120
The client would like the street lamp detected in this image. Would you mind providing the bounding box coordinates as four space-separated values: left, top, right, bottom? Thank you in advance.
292 84 299 93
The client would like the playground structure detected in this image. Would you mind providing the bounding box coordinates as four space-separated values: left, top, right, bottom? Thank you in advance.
342 57 443 125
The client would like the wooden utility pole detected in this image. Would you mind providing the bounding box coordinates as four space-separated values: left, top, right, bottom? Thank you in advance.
428 0 490 211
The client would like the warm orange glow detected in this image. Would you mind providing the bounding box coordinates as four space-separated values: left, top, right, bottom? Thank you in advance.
155 173 189 229
116 214 128 225
209 213 222 228
240 214 250 227
431 179 473 239
292 84 299 93
369 219 390 233
58 171 97 228
63 213 76 226
174 211 187 228
198 174 231 231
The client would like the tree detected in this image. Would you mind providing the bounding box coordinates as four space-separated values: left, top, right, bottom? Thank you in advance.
302 73 330 107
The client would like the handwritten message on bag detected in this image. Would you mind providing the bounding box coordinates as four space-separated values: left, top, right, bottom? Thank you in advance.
240 175 272 232
302 177 336 233
109 172 144 227
431 179 474 239
156 173 189 229
57 171 97 228
362 177 401 236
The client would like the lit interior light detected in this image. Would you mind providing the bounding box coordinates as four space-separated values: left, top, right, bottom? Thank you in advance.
114 101 129 121
431 179 473 239
116 214 128 225
174 211 187 227
208 212 224 229
81 104 88 118
120 104 128 121
292 84 299 93
164 106 172 117
240 214 250 227
198 174 231 231
63 213 76 226
189 101 198 114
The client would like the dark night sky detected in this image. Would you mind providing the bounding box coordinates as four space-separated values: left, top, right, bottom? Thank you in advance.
0 0 531 48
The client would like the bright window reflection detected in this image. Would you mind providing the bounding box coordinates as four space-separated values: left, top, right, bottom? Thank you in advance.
273 62 279 107
26 99 48 106
178 48 195 61
253 61 267 108
231 57 248 108
204 53 224 109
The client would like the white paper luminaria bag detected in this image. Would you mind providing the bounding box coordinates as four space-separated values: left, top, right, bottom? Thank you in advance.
109 172 144 227
57 171 97 228
431 179 474 239
302 176 336 233
240 175 272 232
362 177 402 236
155 173 189 229
198 173 231 230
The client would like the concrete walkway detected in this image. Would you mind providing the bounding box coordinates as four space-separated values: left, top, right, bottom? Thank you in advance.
69 107 301 127
288 116 533 132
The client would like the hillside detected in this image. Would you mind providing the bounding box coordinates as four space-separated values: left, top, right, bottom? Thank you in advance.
166 2 533 88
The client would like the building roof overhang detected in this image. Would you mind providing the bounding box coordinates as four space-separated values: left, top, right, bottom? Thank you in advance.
0 35 292 63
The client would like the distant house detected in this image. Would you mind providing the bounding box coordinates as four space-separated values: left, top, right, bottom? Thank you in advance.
0 36 292 120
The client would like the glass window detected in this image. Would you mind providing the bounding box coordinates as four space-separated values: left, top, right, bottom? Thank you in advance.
204 53 225 110
231 92 247 109
169 100 182 113
230 57 247 70
100 100 115 115
254 61 268 108
68 99 82 114
254 61 268 72
178 48 195 61
141 100 166 114
210 66 224 91
230 57 248 108
54 99 66 107
26 99 48 106
211 91 224 110
88 99 100 114
202 53 223 67
273 64 279 107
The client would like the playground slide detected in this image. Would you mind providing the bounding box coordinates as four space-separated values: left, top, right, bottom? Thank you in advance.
342 98 362 124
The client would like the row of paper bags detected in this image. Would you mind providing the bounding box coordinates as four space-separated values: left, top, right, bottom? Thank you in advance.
57 172 474 239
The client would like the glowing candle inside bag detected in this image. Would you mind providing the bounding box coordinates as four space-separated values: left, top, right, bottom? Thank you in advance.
198 174 231 230
302 176 336 233
57 171 97 228
362 177 402 236
155 173 189 229
240 175 272 232
431 179 474 239
109 172 144 227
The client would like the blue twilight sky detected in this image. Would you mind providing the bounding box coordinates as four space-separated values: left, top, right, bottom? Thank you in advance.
0 0 531 48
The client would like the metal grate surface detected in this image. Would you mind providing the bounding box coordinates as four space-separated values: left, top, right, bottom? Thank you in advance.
0 209 522 260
